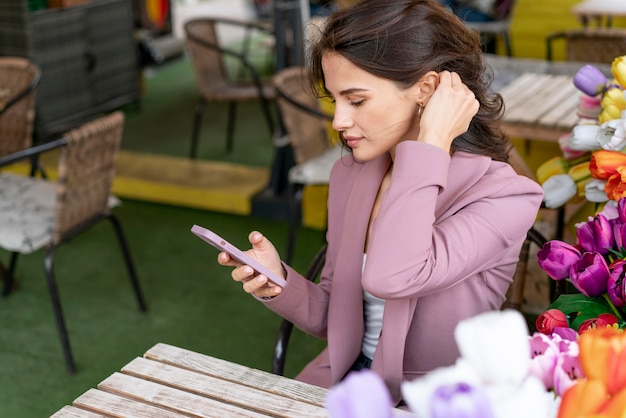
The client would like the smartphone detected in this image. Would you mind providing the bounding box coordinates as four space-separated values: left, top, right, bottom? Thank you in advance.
191 224 287 288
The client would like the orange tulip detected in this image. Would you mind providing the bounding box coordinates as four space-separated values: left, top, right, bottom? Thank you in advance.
579 328 626 396
599 386 626 417
605 170 626 201
558 379 609 418
590 150 626 180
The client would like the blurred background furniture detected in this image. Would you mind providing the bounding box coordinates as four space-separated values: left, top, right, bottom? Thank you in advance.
546 27 626 63
572 0 626 27
184 17 276 159
0 111 147 373
0 0 141 142
272 66 338 263
464 0 516 56
0 56 40 159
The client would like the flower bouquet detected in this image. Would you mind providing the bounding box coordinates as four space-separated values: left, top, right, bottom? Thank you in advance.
324 310 626 418
537 55 626 208
536 196 626 335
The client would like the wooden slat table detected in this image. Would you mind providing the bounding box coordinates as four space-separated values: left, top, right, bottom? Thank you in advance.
486 54 612 144
50 343 411 417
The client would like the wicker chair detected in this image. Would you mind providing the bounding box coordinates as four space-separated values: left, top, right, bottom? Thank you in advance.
184 17 276 159
272 66 339 263
0 57 40 158
546 27 626 64
0 111 147 373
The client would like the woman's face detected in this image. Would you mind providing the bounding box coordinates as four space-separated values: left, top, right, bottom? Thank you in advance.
322 52 421 162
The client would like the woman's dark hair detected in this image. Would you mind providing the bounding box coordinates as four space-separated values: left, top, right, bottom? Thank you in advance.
307 0 510 162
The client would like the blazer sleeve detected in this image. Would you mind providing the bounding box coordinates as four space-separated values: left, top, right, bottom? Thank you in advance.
362 141 544 300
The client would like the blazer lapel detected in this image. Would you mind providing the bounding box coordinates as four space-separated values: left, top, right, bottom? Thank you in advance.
328 154 391 383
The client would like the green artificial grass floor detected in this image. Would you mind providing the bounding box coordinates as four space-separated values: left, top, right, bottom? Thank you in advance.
0 56 326 416
0 201 326 417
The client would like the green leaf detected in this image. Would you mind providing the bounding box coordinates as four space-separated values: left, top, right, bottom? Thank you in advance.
548 294 619 331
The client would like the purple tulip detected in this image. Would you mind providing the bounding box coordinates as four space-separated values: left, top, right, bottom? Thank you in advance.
325 370 393 418
576 213 615 255
608 260 626 308
569 252 610 297
619 197 626 223
614 223 626 251
528 333 559 390
552 327 578 341
537 241 582 280
429 382 494 418
573 64 608 97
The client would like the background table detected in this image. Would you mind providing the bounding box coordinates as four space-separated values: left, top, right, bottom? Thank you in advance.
486 54 612 143
50 342 411 417
572 0 626 27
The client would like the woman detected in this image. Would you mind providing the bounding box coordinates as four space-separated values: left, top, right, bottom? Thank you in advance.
218 0 543 404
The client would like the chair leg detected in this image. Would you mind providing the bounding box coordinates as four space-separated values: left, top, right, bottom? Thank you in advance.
272 319 294 376
2 252 19 296
286 183 304 265
226 101 237 152
44 245 76 374
190 98 206 159
107 213 147 312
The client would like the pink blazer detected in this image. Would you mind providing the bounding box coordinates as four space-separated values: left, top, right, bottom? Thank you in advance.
264 141 544 403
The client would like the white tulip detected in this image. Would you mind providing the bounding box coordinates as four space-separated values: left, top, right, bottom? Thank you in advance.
584 178 609 202
542 174 577 209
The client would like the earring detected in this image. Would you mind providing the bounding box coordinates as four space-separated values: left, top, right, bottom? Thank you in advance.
417 103 424 119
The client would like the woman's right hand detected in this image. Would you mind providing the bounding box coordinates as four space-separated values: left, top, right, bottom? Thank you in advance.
418 70 479 153
217 231 284 299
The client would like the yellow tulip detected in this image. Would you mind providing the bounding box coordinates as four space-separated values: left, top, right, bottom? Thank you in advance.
536 156 569 184
612 55 626 88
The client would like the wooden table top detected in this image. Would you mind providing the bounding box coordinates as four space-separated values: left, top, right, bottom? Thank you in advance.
50 342 411 417
486 54 611 143
50 343 330 417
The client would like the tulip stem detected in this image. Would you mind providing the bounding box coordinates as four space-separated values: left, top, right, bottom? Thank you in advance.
603 293 624 321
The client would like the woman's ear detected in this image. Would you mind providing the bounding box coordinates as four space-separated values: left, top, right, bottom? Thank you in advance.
413 71 439 103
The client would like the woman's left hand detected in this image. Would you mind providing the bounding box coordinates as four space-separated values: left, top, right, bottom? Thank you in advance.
417 70 479 152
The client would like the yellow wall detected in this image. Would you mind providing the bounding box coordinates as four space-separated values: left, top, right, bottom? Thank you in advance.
510 0 626 59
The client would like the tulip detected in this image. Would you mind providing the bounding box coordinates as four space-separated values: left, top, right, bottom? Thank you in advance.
528 332 559 389
569 124 601 151
612 55 626 88
618 197 626 222
536 156 569 184
557 379 608 418
552 326 579 341
542 174 578 209
325 370 394 418
608 260 626 308
578 313 619 334
553 352 583 397
429 382 494 418
614 223 626 251
536 309 569 335
599 117 626 151
559 133 590 160
598 385 626 416
590 150 626 180
455 309 531 385
605 169 626 202
537 241 582 280
576 214 615 255
579 327 626 396
574 64 609 96
585 178 609 203
576 94 603 120
569 252 610 297
600 104 624 124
